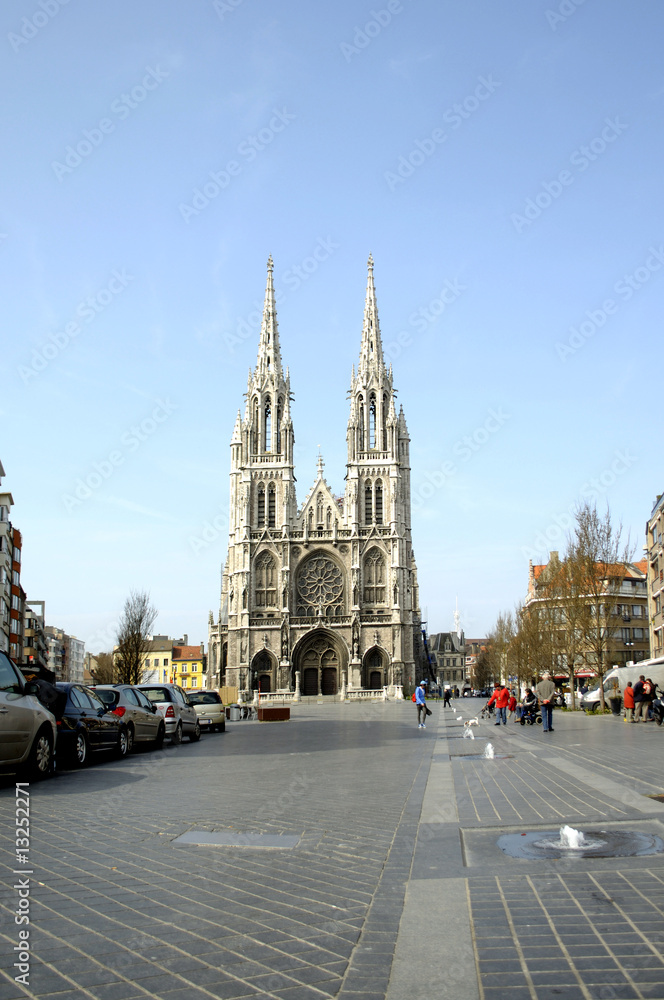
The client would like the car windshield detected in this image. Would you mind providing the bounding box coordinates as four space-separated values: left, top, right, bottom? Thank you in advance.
188 692 221 705
140 687 173 703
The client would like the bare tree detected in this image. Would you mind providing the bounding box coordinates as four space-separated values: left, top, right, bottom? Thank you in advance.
567 503 634 711
91 651 118 684
115 590 158 685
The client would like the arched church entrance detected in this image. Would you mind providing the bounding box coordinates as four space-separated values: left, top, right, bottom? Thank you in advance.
293 631 346 697
251 650 275 693
363 647 387 690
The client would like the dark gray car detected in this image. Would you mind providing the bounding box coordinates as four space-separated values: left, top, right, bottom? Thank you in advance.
92 684 166 751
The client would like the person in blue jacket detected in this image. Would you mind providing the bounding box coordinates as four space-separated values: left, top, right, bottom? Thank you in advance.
415 681 428 728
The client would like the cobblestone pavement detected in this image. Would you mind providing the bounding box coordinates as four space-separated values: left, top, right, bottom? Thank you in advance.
2 700 664 999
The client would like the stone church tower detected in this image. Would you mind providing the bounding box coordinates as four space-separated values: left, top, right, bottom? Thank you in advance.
208 256 422 697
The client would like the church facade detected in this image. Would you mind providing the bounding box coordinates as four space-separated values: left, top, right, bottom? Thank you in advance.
207 256 422 697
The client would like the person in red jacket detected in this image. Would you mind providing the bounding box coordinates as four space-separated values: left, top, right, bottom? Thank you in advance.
507 691 518 722
487 683 510 725
623 682 635 723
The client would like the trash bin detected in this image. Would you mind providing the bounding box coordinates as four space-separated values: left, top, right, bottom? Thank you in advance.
229 704 241 722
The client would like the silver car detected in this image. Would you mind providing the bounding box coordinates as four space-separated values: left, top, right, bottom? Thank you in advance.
92 684 166 751
187 690 226 733
137 683 200 744
0 651 56 779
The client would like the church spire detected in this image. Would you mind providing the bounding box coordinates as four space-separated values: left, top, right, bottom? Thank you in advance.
256 255 282 378
358 253 384 375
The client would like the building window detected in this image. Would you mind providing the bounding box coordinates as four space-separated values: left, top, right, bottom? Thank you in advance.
268 484 276 528
192 664 198 671
264 398 271 452
363 548 386 604
369 393 376 449
277 398 283 453
375 480 383 525
358 395 364 451
257 485 266 528
145 659 150 667
255 552 277 607
365 483 373 525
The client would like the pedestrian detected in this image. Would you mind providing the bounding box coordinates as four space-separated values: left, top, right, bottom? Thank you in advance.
443 688 451 707
487 682 510 726
415 681 428 729
645 678 656 721
520 688 538 724
507 690 517 722
535 672 556 732
623 681 634 723
633 675 648 723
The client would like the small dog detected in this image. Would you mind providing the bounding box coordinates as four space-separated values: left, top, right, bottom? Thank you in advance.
464 717 479 727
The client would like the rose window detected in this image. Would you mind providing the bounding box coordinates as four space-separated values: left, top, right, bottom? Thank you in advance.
296 556 345 616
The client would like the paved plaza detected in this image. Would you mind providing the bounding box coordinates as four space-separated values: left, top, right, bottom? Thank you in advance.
2 700 664 1000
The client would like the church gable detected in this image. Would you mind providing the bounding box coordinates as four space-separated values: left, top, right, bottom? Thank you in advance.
297 476 341 531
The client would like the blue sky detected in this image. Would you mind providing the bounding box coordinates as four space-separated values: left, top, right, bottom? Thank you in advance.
2 0 662 651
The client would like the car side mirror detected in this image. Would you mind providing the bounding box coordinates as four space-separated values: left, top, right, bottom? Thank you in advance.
24 680 40 696
151 705 157 713
97 707 106 717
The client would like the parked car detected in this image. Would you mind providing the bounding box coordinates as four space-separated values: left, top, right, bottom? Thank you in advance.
55 683 129 766
187 690 226 733
137 683 200 744
92 684 166 751
0 651 56 779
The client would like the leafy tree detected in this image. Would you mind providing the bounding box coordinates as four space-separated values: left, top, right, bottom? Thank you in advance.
115 590 158 685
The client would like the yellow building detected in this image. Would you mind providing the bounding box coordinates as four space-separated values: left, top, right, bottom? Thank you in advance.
172 643 206 690
140 637 174 684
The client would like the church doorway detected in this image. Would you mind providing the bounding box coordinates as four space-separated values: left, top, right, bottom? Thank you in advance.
294 631 344 697
363 647 386 690
251 650 275 693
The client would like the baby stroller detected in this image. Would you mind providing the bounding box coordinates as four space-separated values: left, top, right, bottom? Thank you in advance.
480 702 495 720
520 701 542 725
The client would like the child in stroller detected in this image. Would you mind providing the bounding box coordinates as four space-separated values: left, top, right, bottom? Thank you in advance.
519 688 542 725
480 701 495 720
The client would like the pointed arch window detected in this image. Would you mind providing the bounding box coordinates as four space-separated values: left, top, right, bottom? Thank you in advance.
364 548 386 604
251 398 259 455
369 393 376 450
276 397 283 453
375 480 383 525
268 484 276 528
382 393 388 451
257 484 266 528
316 493 324 528
326 506 332 529
255 551 277 607
264 397 272 452
364 482 373 525
358 395 365 451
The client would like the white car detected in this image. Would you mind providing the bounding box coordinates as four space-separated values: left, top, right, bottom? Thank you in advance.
187 690 226 733
137 683 200 744
0 652 56 779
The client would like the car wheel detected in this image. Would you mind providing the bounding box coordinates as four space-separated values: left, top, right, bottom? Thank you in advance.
116 727 129 758
126 725 134 753
154 722 165 749
172 721 183 745
21 727 54 781
74 731 89 767
189 720 201 742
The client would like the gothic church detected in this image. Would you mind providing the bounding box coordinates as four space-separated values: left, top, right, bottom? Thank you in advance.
208 256 422 697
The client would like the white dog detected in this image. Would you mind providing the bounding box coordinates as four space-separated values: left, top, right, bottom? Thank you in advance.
464 717 479 727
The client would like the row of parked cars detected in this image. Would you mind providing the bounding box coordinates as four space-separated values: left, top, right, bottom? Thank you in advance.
0 650 226 781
